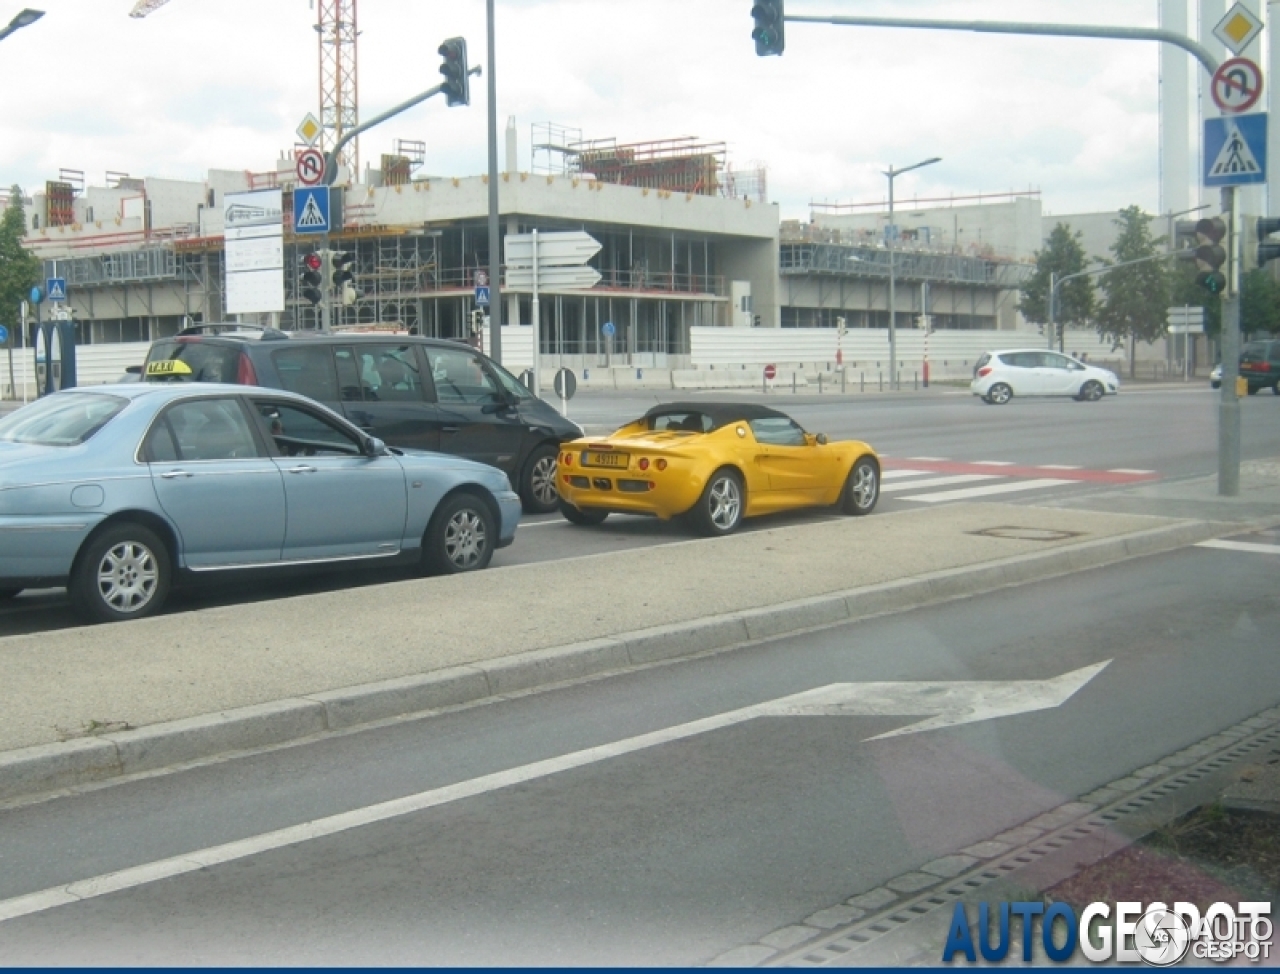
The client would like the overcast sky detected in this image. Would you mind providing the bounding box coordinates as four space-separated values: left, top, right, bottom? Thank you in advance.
0 0 1171 221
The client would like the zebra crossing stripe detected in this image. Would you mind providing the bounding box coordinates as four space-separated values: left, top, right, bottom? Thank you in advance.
1195 539 1280 555
881 469 937 481
881 474 1000 494
901 478 1074 503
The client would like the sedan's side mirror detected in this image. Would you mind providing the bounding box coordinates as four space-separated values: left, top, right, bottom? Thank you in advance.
364 436 386 457
816 433 828 445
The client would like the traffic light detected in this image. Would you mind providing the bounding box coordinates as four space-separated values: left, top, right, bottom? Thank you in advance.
300 250 323 306
751 0 785 56
1257 217 1280 267
438 37 470 107
331 251 354 288
470 309 485 334
1192 216 1228 295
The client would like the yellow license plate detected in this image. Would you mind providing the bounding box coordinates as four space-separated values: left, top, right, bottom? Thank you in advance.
582 451 628 468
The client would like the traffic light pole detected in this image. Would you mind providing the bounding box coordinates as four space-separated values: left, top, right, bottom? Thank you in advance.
484 0 502 365
1219 186 1241 497
1047 251 1194 353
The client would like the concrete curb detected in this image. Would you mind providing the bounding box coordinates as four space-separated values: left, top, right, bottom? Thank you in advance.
0 517 1231 805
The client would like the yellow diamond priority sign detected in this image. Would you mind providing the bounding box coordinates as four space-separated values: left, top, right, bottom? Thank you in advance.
1213 3 1263 56
296 113 322 147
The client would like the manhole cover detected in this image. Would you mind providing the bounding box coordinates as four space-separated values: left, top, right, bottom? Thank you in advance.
968 526 1084 542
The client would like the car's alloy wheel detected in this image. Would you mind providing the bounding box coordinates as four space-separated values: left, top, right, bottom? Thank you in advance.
986 383 1013 405
691 469 744 536
522 445 559 514
1078 380 1104 402
558 499 608 526
842 456 880 516
424 493 496 575
70 523 171 623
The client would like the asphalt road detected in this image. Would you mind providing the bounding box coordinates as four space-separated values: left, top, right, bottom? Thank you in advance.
1 384 1275 635
0 532 1276 964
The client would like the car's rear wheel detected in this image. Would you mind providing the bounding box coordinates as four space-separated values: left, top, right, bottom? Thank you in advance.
689 468 744 537
558 499 608 526
423 493 495 575
986 383 1013 405
521 444 559 515
1077 380 1104 402
841 456 880 516
70 523 171 623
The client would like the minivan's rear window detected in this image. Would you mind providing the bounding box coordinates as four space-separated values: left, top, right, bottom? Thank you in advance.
144 341 241 383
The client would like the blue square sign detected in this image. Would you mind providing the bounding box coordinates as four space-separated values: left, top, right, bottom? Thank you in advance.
1204 113 1268 186
46 277 67 302
293 186 330 234
474 286 490 307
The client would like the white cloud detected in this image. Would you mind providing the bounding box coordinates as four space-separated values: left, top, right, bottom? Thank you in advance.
0 1 1186 219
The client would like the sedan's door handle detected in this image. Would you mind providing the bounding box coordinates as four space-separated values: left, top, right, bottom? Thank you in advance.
440 425 461 433
286 465 318 475
159 469 193 479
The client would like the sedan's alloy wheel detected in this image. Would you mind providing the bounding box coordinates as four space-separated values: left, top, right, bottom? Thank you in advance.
444 510 487 569
97 541 160 614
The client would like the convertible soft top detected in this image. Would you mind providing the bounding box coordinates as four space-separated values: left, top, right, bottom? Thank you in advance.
642 402 791 431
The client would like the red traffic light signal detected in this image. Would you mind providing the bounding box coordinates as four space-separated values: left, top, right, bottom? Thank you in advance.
303 252 322 272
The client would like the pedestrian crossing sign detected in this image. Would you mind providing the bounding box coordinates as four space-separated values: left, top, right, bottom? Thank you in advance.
293 186 330 235
1204 113 1268 186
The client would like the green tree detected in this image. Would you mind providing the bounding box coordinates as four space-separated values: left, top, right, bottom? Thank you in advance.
0 186 40 377
1240 267 1280 338
1096 206 1170 377
1019 223 1096 350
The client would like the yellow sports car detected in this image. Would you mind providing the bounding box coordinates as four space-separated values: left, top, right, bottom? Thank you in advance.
556 402 880 535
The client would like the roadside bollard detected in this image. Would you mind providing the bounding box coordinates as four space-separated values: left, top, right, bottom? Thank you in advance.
914 371 918 390
842 369 847 394
792 372 797 394
860 372 864 393
818 373 823 394
879 372 883 392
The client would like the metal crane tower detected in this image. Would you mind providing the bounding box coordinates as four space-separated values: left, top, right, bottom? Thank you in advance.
316 0 360 178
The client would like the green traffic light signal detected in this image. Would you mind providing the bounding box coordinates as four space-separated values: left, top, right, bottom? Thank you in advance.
1189 216 1228 295
751 0 785 56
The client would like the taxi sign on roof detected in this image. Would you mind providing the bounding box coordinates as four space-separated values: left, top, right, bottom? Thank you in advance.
145 359 193 378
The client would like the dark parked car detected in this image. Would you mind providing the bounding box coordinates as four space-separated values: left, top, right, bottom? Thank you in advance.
1239 339 1280 395
140 325 581 513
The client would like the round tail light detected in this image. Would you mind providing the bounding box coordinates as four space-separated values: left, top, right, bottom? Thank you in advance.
655 459 667 471
638 458 650 471
563 453 573 466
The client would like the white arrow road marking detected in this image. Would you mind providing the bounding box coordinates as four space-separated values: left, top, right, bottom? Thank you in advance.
0 663 1109 924
1196 539 1280 555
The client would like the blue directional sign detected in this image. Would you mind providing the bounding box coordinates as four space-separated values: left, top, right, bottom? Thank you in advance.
29 286 43 305
46 277 67 302
1204 113 1268 186
601 320 616 338
0 325 9 344
293 186 330 235
474 286 490 307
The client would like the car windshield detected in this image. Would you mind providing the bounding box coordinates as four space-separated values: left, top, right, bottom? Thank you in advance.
0 393 126 446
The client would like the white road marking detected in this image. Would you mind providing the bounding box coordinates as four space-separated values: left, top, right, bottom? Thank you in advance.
1039 464 1082 470
971 460 1016 466
906 456 948 461
1107 468 1155 475
903 478 1074 503
881 474 1000 494
881 469 937 481
1195 539 1280 555
0 663 1109 925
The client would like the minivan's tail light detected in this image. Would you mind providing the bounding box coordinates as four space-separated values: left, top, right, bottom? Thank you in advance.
236 352 258 385
977 366 993 377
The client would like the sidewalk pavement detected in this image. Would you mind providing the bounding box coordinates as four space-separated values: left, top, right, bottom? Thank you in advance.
4 486 1278 805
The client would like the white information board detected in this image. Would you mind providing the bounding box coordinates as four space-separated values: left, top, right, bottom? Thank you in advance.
224 189 284 314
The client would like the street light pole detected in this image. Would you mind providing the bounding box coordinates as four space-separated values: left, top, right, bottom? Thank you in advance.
0 8 43 43
484 0 502 365
885 156 940 390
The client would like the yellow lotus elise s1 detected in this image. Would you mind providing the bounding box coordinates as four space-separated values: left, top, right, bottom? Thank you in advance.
556 402 880 535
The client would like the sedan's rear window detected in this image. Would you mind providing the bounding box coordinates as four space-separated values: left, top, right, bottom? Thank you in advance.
647 411 711 433
144 340 242 383
0 393 126 446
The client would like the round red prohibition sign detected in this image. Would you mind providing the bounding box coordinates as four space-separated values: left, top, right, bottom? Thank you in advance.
295 147 325 186
1211 57 1264 115
764 363 777 380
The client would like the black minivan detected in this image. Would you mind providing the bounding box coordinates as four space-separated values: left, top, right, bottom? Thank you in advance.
140 324 582 513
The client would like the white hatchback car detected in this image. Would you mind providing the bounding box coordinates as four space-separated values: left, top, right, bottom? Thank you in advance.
971 349 1119 404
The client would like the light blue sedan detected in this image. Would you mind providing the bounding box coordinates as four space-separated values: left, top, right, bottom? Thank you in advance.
0 383 522 622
